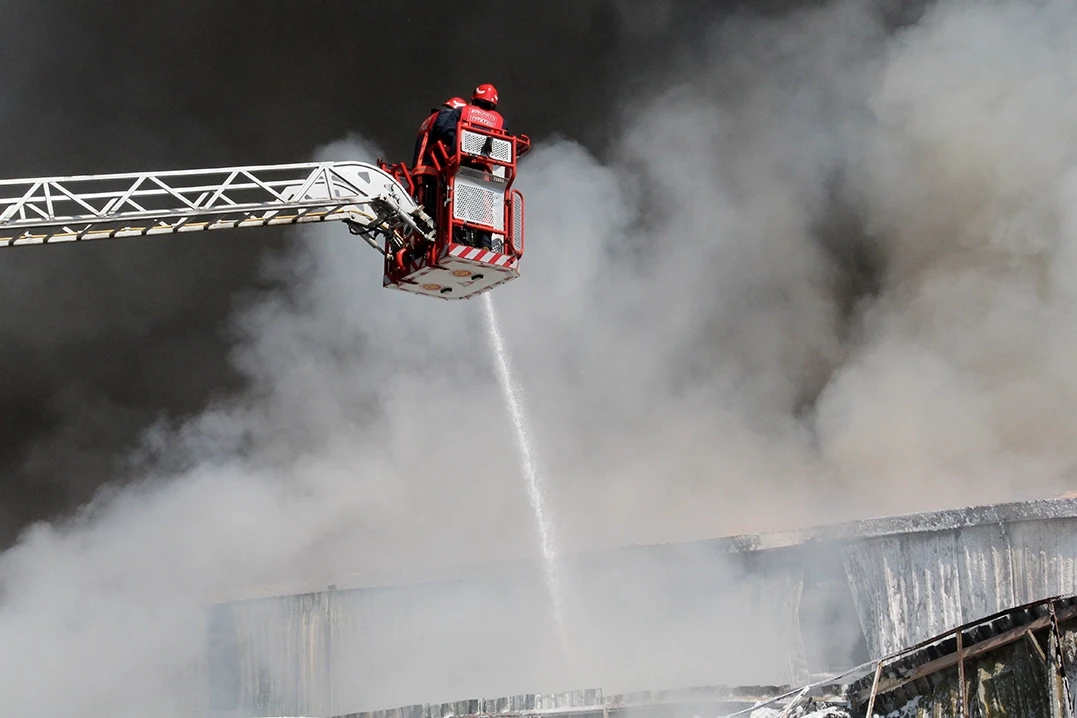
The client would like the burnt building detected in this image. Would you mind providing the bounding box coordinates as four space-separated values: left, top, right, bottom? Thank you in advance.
328 593 1077 717
205 498 1077 717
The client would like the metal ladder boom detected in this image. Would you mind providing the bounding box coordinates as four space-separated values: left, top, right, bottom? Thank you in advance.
0 161 433 250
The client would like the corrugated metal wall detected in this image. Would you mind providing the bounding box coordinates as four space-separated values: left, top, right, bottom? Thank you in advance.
207 545 811 716
842 515 1077 657
209 572 567 716
205 500 1077 717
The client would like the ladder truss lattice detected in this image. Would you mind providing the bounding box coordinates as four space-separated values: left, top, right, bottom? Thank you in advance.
0 161 429 248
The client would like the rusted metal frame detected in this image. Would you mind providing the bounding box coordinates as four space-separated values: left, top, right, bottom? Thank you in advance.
721 598 1077 718
957 628 968 718
864 660 884 718
864 604 1077 699
1027 630 1049 665
1049 601 1075 718
908 595 1077 659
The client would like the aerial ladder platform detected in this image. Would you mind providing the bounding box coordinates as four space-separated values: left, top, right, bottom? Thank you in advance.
0 122 528 301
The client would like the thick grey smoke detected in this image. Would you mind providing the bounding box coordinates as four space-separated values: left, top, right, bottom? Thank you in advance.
3 0 1077 715
815 0 1077 508
0 0 701 547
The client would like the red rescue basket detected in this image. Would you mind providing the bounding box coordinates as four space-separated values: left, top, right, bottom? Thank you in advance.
378 122 530 300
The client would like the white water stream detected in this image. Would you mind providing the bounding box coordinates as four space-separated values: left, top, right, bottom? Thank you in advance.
480 293 572 663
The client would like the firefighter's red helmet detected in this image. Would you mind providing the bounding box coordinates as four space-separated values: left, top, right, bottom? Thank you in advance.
446 96 467 109
472 83 499 107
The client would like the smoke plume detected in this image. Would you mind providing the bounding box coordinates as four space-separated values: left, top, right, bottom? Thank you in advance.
3 0 1077 715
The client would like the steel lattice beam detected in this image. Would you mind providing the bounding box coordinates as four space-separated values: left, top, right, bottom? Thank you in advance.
0 161 430 247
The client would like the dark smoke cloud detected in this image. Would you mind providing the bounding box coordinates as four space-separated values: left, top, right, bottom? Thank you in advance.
0 0 747 548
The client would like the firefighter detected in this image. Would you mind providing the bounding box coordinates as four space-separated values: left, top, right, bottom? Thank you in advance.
410 96 467 228
432 84 510 252
461 83 506 130
412 96 467 167
432 83 506 151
